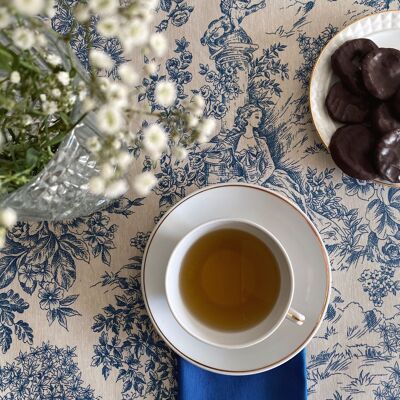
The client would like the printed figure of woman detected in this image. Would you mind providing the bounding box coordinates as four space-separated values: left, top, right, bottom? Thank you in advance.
203 104 304 205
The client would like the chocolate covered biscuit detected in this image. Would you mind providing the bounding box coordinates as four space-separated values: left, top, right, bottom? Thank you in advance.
325 82 370 123
391 88 400 116
376 129 400 183
362 48 400 100
329 125 378 180
331 38 378 95
372 103 400 135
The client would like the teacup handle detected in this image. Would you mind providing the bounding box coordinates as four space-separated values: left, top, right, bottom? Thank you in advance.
287 308 305 326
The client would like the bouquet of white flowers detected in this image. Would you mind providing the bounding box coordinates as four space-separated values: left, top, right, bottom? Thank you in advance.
0 0 215 245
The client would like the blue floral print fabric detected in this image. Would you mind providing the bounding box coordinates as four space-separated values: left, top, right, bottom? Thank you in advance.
1 1 400 399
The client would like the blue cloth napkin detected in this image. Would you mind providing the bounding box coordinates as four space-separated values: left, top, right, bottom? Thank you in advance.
178 350 307 400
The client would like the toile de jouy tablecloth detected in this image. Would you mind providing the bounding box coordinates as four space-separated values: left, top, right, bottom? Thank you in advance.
1 1 400 399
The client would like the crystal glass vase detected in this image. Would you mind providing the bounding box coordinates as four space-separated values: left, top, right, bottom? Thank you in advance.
0 27 112 221
0 113 109 221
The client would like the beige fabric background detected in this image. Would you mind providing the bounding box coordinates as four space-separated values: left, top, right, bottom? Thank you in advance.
1 1 400 400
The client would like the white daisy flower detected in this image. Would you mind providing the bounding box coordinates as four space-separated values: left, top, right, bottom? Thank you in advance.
111 138 121 150
172 146 188 161
78 82 88 101
51 88 61 97
97 77 111 92
86 136 101 153
79 89 87 101
23 115 33 126
187 115 199 128
144 61 157 76
143 124 168 157
139 0 158 11
149 33 167 57
192 94 205 116
121 19 149 50
198 118 216 143
0 208 17 228
56 71 70 86
118 63 139 85
89 177 105 195
116 151 132 170
97 106 124 134
42 100 58 115
0 8 11 29
14 0 45 16
155 81 176 108
89 49 114 70
47 54 62 66
97 16 119 37
83 98 96 113
13 28 35 50
133 171 157 196
10 71 21 84
105 179 128 198
100 163 114 179
107 82 128 109
68 94 77 105
88 0 119 16
45 0 56 18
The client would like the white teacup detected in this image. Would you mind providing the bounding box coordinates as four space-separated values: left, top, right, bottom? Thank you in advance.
165 218 305 349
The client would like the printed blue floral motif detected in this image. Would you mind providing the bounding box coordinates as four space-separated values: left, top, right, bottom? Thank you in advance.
0 343 100 400
354 0 399 11
140 37 194 110
91 256 176 399
0 197 142 343
359 266 400 307
53 0 126 78
295 25 338 88
130 232 151 253
342 175 376 201
156 1 194 32
0 290 32 354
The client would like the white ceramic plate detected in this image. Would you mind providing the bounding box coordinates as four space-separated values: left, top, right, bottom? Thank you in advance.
310 11 400 146
142 184 331 375
310 11 400 186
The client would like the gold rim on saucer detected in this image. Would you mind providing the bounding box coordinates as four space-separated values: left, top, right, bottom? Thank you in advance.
141 183 331 375
309 10 400 188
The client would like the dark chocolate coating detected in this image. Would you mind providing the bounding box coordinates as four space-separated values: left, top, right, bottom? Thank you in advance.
331 38 378 95
329 125 378 180
362 48 400 100
376 129 400 182
325 82 370 123
372 103 400 135
391 88 400 116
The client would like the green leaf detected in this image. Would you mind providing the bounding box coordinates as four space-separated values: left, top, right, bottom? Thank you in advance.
0 48 13 72
59 112 70 126
48 131 67 146
19 60 41 74
25 148 40 167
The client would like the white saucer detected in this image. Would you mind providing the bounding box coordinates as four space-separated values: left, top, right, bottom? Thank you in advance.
310 11 400 186
142 183 331 375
